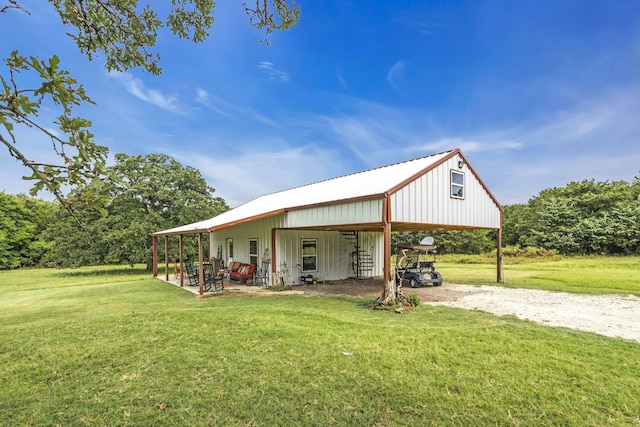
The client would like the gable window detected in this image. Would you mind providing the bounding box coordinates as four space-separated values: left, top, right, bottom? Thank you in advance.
451 170 465 199
302 239 317 272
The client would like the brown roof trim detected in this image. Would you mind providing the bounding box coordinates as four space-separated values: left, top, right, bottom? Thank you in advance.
207 208 287 232
272 222 385 232
284 193 386 213
391 221 501 232
457 150 503 212
386 149 458 195
152 229 208 237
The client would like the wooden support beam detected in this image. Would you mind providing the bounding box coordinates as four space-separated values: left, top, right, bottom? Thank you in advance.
164 236 169 281
198 232 204 295
152 236 158 277
382 195 392 284
179 234 184 287
496 227 503 283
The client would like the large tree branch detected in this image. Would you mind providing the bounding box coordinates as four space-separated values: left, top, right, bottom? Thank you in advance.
0 133 92 238
0 0 28 14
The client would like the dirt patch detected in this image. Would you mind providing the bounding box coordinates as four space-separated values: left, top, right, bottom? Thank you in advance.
300 279 640 343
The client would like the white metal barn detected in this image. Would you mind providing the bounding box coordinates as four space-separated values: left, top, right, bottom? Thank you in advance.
152 148 503 294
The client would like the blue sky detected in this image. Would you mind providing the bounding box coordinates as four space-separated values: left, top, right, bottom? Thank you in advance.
1 1 640 207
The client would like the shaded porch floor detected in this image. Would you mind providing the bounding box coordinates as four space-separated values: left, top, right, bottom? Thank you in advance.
155 276 305 296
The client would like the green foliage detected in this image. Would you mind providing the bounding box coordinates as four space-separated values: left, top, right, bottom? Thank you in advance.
0 192 53 269
43 153 228 268
268 284 293 291
0 51 109 217
1 1 299 219
392 229 495 255
515 178 640 255
407 293 421 307
500 245 559 258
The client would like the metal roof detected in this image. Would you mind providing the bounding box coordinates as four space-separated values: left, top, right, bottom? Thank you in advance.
154 149 455 235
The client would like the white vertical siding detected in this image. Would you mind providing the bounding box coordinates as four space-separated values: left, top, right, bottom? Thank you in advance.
390 155 501 228
210 214 286 285
209 215 384 283
286 199 383 228
273 230 384 282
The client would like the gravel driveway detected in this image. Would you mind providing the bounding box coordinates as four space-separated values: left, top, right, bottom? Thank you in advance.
416 284 640 343
303 279 640 343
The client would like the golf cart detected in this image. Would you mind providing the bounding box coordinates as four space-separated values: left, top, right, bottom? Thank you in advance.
395 237 443 288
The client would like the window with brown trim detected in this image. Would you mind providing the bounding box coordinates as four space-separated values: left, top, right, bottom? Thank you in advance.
302 239 317 272
451 170 465 199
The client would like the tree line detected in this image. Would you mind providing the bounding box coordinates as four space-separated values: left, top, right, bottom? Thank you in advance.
397 177 640 256
0 153 227 269
2 165 639 270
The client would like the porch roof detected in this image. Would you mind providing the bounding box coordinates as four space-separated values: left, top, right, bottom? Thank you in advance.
154 149 457 236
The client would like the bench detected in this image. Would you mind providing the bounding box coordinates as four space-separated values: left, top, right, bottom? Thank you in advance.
228 262 256 284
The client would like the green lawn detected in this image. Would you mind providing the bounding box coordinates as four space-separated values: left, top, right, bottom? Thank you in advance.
437 255 640 295
1 263 640 426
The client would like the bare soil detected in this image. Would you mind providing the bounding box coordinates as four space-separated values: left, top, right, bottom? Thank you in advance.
300 279 640 343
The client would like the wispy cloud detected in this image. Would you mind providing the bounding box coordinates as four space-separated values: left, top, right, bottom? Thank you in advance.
257 61 290 82
109 72 186 114
415 138 524 154
194 88 234 118
386 61 408 97
194 87 278 126
174 144 343 207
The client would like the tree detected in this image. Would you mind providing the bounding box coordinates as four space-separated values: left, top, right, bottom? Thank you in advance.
44 153 228 268
0 192 53 269
0 1 299 218
516 178 640 255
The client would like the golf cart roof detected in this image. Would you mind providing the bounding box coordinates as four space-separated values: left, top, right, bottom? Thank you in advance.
397 244 437 251
397 236 436 251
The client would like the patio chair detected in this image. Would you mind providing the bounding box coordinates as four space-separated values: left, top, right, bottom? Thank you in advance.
184 259 199 286
254 260 270 288
173 259 182 280
203 262 224 292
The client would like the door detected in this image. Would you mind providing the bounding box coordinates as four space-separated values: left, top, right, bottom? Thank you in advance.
226 238 234 265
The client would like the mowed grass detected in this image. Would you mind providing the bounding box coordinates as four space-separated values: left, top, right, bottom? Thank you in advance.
1 264 640 426
437 255 640 296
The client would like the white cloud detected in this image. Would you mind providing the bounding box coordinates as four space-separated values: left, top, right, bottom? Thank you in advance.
257 61 290 82
109 72 186 114
172 144 343 207
386 61 408 97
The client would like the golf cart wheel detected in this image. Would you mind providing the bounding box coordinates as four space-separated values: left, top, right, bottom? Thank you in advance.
410 278 418 288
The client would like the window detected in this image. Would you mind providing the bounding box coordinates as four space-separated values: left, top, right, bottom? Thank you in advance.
301 239 317 272
249 239 258 266
451 171 464 199
226 238 234 263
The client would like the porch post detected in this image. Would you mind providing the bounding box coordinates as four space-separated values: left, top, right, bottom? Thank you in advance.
152 236 158 277
198 232 204 295
179 234 184 287
382 195 392 284
496 227 503 283
164 236 169 281
271 228 277 283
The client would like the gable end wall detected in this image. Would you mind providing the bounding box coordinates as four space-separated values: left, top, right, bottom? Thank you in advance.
390 156 500 228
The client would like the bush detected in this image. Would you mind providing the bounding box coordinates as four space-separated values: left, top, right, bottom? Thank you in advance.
496 246 560 258
268 284 293 291
407 294 421 307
